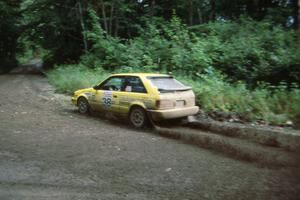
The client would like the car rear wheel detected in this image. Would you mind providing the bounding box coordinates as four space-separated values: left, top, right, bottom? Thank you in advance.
77 97 90 114
129 106 148 128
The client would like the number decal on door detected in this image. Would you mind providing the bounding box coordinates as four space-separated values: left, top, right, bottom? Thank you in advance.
103 97 112 106
102 91 113 108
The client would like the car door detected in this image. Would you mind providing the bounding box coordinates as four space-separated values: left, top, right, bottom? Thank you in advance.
117 76 148 116
93 76 124 113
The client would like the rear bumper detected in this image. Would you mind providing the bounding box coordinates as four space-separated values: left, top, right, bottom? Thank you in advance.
148 106 199 121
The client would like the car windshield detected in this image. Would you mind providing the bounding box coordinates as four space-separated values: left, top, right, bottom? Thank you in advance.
148 76 190 92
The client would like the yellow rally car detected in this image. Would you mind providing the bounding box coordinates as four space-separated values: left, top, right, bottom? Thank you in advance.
72 73 199 128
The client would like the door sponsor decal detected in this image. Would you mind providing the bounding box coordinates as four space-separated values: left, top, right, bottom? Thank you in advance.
102 91 114 108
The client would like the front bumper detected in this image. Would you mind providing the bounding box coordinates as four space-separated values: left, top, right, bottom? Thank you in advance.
148 106 199 121
71 96 77 105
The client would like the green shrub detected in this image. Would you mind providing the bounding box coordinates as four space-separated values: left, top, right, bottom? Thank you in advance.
84 13 300 85
201 17 300 85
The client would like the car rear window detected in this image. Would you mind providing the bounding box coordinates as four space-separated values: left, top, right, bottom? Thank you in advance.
148 76 190 92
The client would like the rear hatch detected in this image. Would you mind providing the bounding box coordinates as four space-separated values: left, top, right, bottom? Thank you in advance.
148 76 196 110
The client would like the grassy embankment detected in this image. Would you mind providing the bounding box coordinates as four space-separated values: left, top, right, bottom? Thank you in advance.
47 65 300 126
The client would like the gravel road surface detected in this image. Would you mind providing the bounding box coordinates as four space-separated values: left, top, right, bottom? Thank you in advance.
0 75 299 200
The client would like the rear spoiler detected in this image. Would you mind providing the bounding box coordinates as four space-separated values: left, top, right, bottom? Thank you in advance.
158 87 192 92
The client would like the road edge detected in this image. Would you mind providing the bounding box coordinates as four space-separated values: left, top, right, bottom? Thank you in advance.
185 117 300 152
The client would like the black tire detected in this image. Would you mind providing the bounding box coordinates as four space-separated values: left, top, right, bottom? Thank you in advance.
129 106 148 128
77 97 90 114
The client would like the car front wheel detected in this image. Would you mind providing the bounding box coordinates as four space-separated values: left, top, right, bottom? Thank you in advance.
77 97 90 114
129 106 148 128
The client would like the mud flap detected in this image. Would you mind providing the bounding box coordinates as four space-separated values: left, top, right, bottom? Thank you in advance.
146 111 159 129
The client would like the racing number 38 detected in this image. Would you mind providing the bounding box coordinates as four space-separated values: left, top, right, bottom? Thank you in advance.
102 97 112 107
102 90 113 108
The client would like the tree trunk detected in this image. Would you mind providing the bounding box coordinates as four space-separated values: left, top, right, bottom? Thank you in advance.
291 0 300 29
189 0 194 25
197 8 203 24
114 16 119 37
77 0 88 53
150 0 156 16
209 0 216 21
109 4 114 35
296 0 300 29
100 0 108 34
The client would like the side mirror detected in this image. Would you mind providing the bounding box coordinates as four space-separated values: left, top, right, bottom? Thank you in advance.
93 85 99 90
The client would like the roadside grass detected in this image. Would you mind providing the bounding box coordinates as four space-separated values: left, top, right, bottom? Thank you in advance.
180 74 300 125
47 64 109 94
47 65 300 126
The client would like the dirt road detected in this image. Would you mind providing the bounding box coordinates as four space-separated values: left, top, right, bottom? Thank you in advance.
0 75 299 200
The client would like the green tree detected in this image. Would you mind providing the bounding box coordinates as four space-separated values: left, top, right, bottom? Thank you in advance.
0 0 21 73
21 0 88 66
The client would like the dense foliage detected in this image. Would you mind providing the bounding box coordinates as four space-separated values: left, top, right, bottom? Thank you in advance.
17 0 300 66
81 11 300 86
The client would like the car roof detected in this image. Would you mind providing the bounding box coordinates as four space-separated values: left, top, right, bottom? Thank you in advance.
110 73 171 78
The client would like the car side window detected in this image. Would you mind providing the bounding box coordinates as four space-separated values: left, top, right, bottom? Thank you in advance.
121 77 147 93
99 77 124 91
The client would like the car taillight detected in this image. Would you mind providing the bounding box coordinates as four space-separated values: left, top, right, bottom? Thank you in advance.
155 100 174 109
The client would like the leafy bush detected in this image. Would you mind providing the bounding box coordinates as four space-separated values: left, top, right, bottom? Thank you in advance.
201 17 300 85
84 13 300 86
